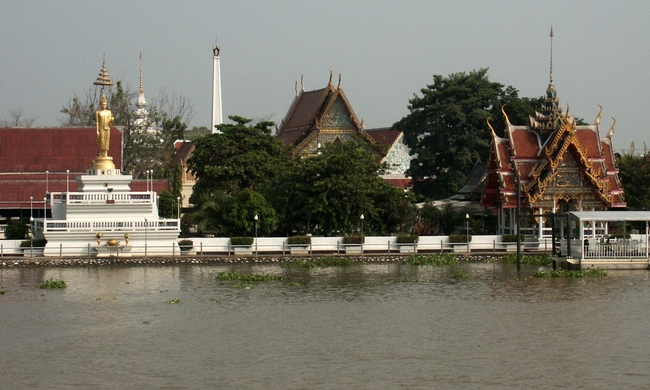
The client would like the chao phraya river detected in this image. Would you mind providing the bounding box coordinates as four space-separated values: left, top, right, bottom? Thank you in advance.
2 261 650 389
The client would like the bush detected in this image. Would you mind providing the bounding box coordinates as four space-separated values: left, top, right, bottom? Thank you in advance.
502 234 524 243
396 234 419 244
449 234 471 243
5 219 29 239
20 238 47 248
178 239 194 251
287 235 311 245
231 237 254 246
343 235 364 245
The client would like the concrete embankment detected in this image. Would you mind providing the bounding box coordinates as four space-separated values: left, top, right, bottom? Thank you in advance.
0 254 506 268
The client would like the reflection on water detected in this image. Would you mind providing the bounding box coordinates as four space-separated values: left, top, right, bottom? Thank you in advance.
1 263 650 389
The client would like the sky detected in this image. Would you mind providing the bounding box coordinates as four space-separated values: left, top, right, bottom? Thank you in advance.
1 0 649 152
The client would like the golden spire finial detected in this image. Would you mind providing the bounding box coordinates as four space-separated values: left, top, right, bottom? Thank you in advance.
501 104 511 126
301 75 305 92
549 26 554 84
594 105 602 125
607 117 616 138
94 58 114 88
329 67 333 85
487 116 497 137
139 51 144 94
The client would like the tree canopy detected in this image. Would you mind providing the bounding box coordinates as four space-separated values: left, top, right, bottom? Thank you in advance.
186 115 289 202
273 141 418 236
617 149 650 211
394 68 542 200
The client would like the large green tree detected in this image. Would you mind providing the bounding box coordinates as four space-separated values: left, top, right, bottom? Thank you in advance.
187 115 289 202
394 68 542 200
273 141 418 236
617 149 650 210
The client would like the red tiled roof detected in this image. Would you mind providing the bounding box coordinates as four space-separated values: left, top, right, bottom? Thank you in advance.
510 128 539 158
0 127 122 172
277 88 328 146
365 127 400 147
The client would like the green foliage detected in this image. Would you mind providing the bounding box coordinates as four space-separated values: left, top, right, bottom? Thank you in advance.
178 239 193 251
230 237 254 246
20 238 47 248
617 150 650 210
158 190 176 219
274 140 417 236
287 236 311 245
281 256 353 268
396 235 418 244
166 298 182 304
215 272 284 282
449 234 471 243
5 219 29 239
188 116 289 200
502 234 524 243
501 253 552 266
394 68 543 199
452 269 470 279
533 268 607 278
394 277 424 283
39 278 66 289
404 253 458 266
343 235 365 245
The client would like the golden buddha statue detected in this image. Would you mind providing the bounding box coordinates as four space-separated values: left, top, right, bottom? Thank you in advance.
95 93 114 157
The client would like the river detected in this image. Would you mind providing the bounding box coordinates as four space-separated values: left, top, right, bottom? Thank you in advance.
1 262 650 389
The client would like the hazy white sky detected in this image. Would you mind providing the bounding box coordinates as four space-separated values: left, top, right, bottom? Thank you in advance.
1 0 648 151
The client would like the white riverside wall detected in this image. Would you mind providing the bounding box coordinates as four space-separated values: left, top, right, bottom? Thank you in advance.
1 235 553 257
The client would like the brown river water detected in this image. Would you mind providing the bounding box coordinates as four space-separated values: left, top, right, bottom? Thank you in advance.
1 262 650 389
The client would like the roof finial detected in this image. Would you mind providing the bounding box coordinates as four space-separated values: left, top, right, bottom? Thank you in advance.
549 26 554 84
301 75 305 92
594 105 603 125
607 117 616 138
213 36 220 57
93 57 114 89
295 80 298 96
329 67 333 85
139 51 144 94
338 71 341 88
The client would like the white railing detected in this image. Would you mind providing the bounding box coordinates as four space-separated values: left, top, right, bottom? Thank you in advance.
583 239 647 259
51 192 153 205
42 219 179 232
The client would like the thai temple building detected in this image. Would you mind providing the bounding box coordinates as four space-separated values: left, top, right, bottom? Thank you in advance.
276 70 412 188
481 29 625 237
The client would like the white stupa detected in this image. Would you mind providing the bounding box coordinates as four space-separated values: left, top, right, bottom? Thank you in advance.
33 60 180 257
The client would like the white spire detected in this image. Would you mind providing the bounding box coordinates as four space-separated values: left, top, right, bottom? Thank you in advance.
211 42 223 133
134 52 153 132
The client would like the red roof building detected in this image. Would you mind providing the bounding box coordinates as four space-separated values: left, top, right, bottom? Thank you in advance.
481 79 625 235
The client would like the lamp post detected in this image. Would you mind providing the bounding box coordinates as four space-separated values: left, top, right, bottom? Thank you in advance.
66 170 70 193
43 197 46 221
144 217 148 257
29 216 34 257
30 196 33 221
45 170 49 194
465 213 470 253
360 214 365 257
177 197 181 220
254 214 258 255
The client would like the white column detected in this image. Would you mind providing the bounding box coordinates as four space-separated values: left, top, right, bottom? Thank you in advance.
211 45 222 132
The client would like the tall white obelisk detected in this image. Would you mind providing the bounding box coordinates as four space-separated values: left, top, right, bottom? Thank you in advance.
211 45 222 133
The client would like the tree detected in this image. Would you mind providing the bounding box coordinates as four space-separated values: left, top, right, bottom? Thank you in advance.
187 115 289 202
394 68 543 199
5 219 29 239
617 149 650 210
0 108 36 127
273 141 417 236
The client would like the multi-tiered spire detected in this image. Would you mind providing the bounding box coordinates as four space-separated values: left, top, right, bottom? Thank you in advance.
529 27 564 134
133 52 150 128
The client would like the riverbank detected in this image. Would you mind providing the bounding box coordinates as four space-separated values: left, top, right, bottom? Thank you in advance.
0 253 519 268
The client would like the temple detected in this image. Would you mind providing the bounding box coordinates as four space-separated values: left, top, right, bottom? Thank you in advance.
481 28 625 237
276 70 412 188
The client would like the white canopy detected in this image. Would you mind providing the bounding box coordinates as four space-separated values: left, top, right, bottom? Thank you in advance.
569 211 650 222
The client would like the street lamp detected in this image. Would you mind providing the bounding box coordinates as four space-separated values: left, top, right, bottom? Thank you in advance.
66 170 70 193
465 213 470 253
177 197 181 220
43 197 47 221
360 214 365 256
45 170 49 194
144 217 148 257
254 214 259 255
30 196 33 220
29 216 34 257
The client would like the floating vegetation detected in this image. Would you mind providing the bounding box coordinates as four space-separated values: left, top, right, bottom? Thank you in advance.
286 282 301 287
404 253 458 266
210 297 219 302
233 284 251 289
452 270 470 279
501 254 553 266
215 272 284 282
533 268 607 278
281 257 353 268
166 298 182 304
0 289 4 294
39 278 66 289
394 277 424 283
143 320 150 324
